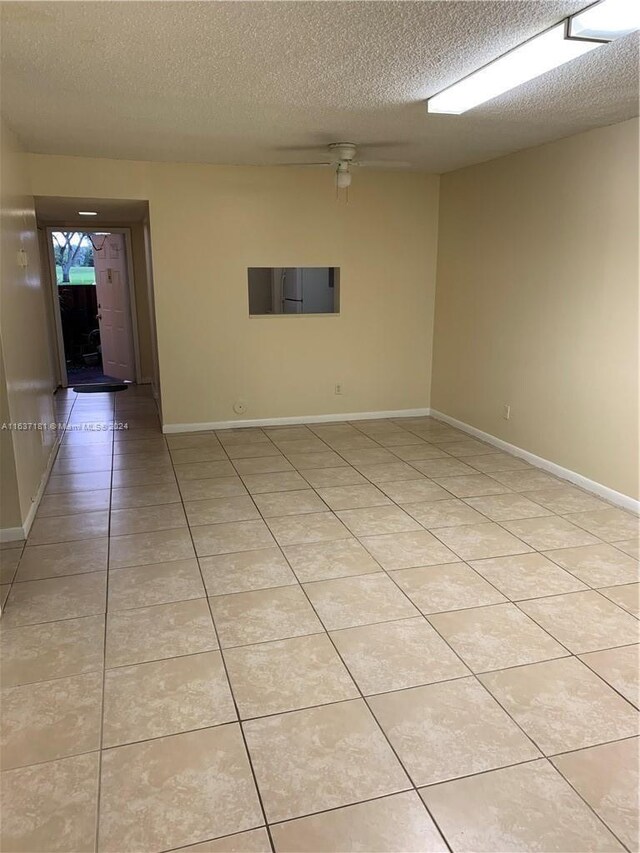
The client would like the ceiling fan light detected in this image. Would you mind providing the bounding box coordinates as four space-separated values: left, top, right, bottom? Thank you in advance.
336 168 352 189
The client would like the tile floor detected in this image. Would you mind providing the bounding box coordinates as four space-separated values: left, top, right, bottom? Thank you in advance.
0 387 638 853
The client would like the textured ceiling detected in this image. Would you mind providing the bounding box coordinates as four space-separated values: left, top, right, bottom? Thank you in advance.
1 1 638 173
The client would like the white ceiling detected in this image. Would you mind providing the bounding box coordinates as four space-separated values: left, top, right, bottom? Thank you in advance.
2 1 638 173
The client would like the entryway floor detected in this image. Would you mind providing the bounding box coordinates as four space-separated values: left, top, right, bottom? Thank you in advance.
1 388 638 852
67 365 121 385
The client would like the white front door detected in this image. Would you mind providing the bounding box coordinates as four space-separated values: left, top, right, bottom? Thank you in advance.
93 233 135 381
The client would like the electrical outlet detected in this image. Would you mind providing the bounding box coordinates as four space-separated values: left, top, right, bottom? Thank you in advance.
503 404 511 420
334 383 343 395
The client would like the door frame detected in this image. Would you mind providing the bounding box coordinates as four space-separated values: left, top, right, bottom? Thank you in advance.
45 226 142 387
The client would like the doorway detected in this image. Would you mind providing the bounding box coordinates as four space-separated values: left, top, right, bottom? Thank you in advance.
47 228 141 387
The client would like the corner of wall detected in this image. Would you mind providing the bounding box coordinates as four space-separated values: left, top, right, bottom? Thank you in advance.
424 172 442 409
1 116 58 535
429 119 639 501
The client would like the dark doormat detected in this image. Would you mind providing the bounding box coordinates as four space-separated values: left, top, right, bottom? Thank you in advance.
73 383 129 393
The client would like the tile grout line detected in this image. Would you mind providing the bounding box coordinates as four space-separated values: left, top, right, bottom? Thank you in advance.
262 542 456 850
1 389 84 614
7 630 638 699
279 424 638 841
542 753 633 853
5 696 636 777
7 414 637 650
545 752 632 853
214 427 455 848
326 524 558 780
338 428 637 847
378 501 640 711
356 441 640 712
2 411 636 851
94 390 117 853
165 431 278 853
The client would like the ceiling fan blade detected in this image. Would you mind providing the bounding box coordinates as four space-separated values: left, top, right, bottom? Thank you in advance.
276 161 332 167
354 160 413 169
271 143 335 153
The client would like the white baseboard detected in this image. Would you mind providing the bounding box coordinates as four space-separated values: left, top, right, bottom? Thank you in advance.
162 408 432 434
430 409 639 515
0 526 25 543
0 431 63 543
163 405 637 512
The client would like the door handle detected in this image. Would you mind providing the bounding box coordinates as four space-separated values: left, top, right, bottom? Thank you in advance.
96 313 102 321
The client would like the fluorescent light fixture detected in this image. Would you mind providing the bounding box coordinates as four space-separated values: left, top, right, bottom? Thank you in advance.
569 0 640 40
427 22 600 114
93 231 111 235
78 210 98 216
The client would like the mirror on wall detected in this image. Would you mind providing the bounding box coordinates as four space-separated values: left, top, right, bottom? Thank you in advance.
248 267 340 315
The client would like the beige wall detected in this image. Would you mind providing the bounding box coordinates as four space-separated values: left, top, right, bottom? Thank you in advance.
0 119 57 530
0 343 22 530
129 222 154 382
432 118 639 500
28 155 440 425
142 218 161 402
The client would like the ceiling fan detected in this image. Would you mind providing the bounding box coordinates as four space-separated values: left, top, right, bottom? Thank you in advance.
280 142 411 189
